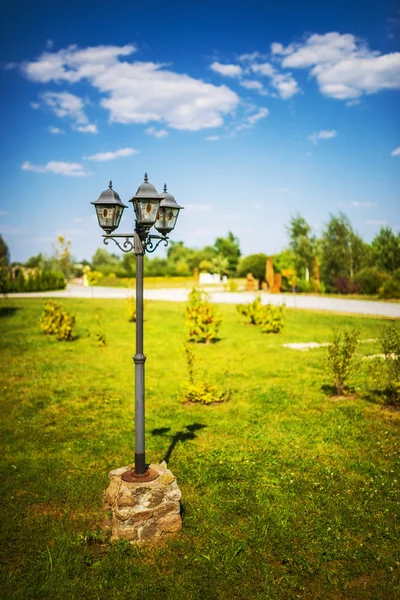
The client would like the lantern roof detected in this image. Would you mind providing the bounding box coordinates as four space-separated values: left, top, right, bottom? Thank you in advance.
91 181 127 208
130 173 160 202
158 184 184 210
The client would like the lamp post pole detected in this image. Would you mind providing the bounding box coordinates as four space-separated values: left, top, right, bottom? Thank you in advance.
91 175 183 481
134 237 146 474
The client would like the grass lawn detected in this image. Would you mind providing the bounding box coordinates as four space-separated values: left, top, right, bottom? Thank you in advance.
0 298 399 600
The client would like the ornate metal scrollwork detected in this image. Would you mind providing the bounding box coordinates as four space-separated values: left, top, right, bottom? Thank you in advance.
145 235 169 254
102 231 169 255
103 236 135 253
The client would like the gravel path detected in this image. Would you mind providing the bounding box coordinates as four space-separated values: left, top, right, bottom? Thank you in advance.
7 284 400 318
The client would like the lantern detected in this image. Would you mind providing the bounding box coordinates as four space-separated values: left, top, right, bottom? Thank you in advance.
129 173 161 228
154 184 183 236
91 181 127 234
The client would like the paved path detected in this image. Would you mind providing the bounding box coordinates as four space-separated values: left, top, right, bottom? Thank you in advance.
7 284 400 318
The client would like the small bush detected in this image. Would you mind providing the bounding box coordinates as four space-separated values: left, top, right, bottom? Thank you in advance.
379 279 400 299
333 277 359 295
182 344 228 404
259 304 285 333
298 279 313 293
92 314 107 347
237 296 284 333
40 301 76 341
326 328 359 395
185 288 222 344
373 321 400 406
354 267 390 295
126 296 136 322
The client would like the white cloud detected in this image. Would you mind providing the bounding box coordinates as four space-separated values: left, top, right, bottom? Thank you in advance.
210 62 242 77
247 107 269 124
274 32 400 100
85 147 138 161
251 62 300 99
41 91 97 132
21 45 239 131
205 135 220 141
308 129 337 144
30 102 40 109
74 124 98 134
391 146 400 156
238 52 265 62
0 210 8 216
236 107 269 130
277 188 290 193
146 127 168 138
365 220 388 225
48 126 64 134
240 80 264 91
21 160 89 177
351 201 377 207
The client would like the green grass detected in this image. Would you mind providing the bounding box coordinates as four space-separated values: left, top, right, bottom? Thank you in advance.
0 298 399 600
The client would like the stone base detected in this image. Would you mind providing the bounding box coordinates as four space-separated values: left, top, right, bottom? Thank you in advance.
103 462 182 544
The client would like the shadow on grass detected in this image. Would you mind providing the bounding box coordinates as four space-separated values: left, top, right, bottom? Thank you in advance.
321 383 357 397
151 423 207 463
0 306 19 317
363 389 399 410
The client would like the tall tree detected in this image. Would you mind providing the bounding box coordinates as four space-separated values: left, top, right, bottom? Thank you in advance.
0 234 10 267
213 232 241 276
320 213 365 289
371 227 400 273
237 253 267 288
287 215 316 280
0 234 11 294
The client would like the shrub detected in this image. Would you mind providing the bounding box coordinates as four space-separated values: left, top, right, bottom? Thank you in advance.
373 321 400 406
326 328 359 395
237 296 285 333
298 279 313 293
94 314 107 347
185 288 222 343
333 277 359 295
259 304 285 334
126 296 136 322
40 301 76 341
182 344 228 404
237 295 263 325
379 279 400 299
354 267 390 295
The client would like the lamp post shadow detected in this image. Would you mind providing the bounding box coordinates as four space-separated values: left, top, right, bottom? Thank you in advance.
151 423 207 464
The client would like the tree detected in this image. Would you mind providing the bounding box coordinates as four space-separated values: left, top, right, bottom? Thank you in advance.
213 232 241 276
287 215 316 280
0 234 10 267
211 255 229 280
320 214 365 290
91 248 121 276
371 227 400 274
237 253 267 288
52 236 74 279
0 234 11 294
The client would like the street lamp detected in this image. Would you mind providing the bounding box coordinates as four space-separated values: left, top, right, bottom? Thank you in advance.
91 174 183 483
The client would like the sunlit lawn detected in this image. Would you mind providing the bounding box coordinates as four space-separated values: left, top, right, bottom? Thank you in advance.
0 298 399 599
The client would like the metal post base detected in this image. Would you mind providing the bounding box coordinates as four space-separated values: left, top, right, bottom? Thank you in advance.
121 467 160 483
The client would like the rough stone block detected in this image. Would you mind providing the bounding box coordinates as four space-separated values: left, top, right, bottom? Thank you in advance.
104 463 182 544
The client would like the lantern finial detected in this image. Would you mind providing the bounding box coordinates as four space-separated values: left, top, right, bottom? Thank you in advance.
163 184 167 192
144 173 148 183
109 180 112 189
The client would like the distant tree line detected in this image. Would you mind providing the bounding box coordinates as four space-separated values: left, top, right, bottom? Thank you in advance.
2 214 400 297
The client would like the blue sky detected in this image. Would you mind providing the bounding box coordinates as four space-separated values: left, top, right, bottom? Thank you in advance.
0 0 399 263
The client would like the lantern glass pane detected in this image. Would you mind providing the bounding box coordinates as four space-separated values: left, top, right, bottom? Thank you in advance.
155 207 180 234
114 205 124 228
135 199 159 226
96 205 115 230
